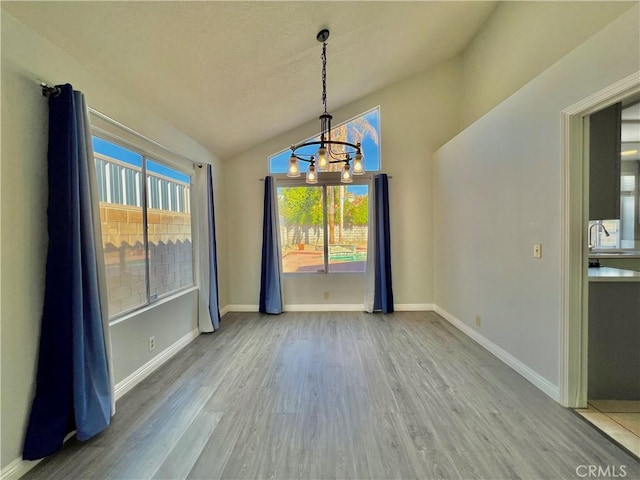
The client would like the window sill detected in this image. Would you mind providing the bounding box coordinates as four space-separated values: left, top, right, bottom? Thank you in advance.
108 285 197 326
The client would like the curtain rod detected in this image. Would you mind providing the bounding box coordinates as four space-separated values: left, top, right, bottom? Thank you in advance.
88 108 203 168
40 81 203 168
40 82 61 97
259 175 392 181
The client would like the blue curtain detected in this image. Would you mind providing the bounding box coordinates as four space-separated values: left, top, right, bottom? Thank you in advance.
23 84 112 460
373 174 394 313
259 176 283 314
206 165 221 329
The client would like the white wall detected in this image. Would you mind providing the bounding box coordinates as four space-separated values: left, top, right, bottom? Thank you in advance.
224 57 463 309
434 6 639 391
460 1 636 130
0 11 226 473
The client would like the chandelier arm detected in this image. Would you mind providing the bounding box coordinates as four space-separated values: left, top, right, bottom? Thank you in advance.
292 139 360 152
328 144 351 160
290 153 345 165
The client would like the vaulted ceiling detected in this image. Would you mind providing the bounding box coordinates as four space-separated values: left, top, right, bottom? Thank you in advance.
3 1 498 159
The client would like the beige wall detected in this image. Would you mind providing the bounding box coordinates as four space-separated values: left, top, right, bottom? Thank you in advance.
0 11 225 472
224 57 463 308
434 5 640 392
460 1 636 130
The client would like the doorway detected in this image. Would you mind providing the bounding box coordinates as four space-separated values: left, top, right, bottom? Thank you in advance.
561 76 640 457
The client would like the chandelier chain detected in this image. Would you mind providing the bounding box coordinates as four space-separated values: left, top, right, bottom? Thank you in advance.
287 30 364 184
321 41 327 114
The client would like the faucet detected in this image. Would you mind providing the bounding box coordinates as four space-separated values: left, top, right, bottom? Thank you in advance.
588 222 610 251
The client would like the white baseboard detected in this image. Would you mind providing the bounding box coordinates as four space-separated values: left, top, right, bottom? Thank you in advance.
221 304 259 313
434 306 560 401
222 303 436 313
1 432 76 480
395 303 435 311
222 304 365 313
1 457 40 480
285 303 365 312
285 303 435 312
114 328 199 400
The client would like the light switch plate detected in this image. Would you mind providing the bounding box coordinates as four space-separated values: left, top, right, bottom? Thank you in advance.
533 244 542 258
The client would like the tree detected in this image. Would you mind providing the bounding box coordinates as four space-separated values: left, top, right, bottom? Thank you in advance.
278 187 322 245
345 194 368 226
325 111 378 243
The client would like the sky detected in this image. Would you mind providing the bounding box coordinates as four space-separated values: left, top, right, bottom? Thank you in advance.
93 136 190 183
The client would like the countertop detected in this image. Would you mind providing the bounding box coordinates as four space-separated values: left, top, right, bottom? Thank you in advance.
588 266 640 282
588 250 640 259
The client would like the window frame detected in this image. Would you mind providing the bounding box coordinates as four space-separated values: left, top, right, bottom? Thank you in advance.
91 129 196 321
274 172 371 276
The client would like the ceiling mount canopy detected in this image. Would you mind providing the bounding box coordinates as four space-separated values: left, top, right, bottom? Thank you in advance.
287 29 364 184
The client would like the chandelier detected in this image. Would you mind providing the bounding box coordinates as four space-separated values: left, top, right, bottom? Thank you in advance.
287 29 364 184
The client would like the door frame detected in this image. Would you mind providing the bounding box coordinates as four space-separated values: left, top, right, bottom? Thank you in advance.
560 72 640 408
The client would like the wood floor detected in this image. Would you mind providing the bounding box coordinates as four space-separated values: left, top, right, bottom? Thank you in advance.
24 311 639 479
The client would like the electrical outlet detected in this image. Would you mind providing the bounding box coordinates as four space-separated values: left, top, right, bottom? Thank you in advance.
148 336 156 352
533 243 542 259
324 291 329 300
475 315 481 327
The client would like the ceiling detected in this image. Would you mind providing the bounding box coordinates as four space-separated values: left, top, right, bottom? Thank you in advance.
3 1 497 160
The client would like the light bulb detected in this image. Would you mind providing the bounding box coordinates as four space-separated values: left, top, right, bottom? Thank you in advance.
287 154 300 177
306 163 318 184
341 163 353 183
353 152 365 175
316 146 328 171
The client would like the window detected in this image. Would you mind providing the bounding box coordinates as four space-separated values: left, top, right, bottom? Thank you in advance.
589 173 638 250
93 136 194 318
589 219 621 249
270 108 380 274
620 174 636 248
277 181 369 273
